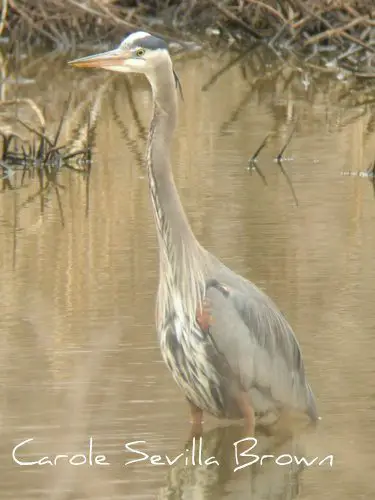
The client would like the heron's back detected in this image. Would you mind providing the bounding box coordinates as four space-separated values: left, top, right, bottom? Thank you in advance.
207 258 319 421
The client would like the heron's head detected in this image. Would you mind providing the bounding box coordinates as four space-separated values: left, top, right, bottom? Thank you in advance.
68 31 171 77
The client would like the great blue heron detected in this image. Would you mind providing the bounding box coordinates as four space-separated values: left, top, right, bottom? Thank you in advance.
69 31 319 434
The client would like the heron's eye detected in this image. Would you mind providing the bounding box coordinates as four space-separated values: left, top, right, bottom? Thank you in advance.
135 48 145 57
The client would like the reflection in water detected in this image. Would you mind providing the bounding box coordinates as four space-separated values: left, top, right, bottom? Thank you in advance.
1 46 375 499
158 425 308 500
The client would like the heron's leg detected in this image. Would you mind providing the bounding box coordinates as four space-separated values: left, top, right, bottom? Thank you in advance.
236 392 255 437
187 399 204 438
188 399 203 424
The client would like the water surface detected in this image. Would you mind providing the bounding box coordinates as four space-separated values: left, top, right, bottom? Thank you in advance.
1 49 375 499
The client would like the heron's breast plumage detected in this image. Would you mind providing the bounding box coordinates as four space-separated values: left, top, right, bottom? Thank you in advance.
157 292 237 418
159 325 216 415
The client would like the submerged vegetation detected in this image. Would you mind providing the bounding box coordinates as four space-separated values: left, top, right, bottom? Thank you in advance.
0 91 95 200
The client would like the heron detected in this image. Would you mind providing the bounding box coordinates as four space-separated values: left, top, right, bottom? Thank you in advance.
69 31 319 435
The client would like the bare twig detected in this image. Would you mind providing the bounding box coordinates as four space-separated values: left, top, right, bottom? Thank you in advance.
303 16 369 46
16 119 52 147
249 133 270 163
276 123 296 162
207 0 262 40
0 0 8 37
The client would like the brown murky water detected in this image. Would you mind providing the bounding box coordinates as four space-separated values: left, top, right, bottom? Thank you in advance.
1 48 375 499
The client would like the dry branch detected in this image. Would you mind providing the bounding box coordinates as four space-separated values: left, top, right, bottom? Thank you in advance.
1 0 375 78
304 16 369 46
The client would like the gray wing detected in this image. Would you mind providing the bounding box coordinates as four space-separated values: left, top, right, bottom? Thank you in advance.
204 276 318 420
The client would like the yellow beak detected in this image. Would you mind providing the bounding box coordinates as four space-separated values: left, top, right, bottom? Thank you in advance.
68 49 132 69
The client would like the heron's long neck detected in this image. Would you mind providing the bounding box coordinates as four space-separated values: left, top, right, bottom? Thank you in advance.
146 63 206 319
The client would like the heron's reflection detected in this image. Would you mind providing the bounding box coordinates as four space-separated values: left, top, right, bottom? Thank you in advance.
158 424 308 500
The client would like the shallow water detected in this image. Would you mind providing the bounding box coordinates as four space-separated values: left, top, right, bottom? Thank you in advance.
1 48 375 499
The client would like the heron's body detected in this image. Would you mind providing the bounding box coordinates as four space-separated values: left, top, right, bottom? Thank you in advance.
69 32 319 430
159 260 317 424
